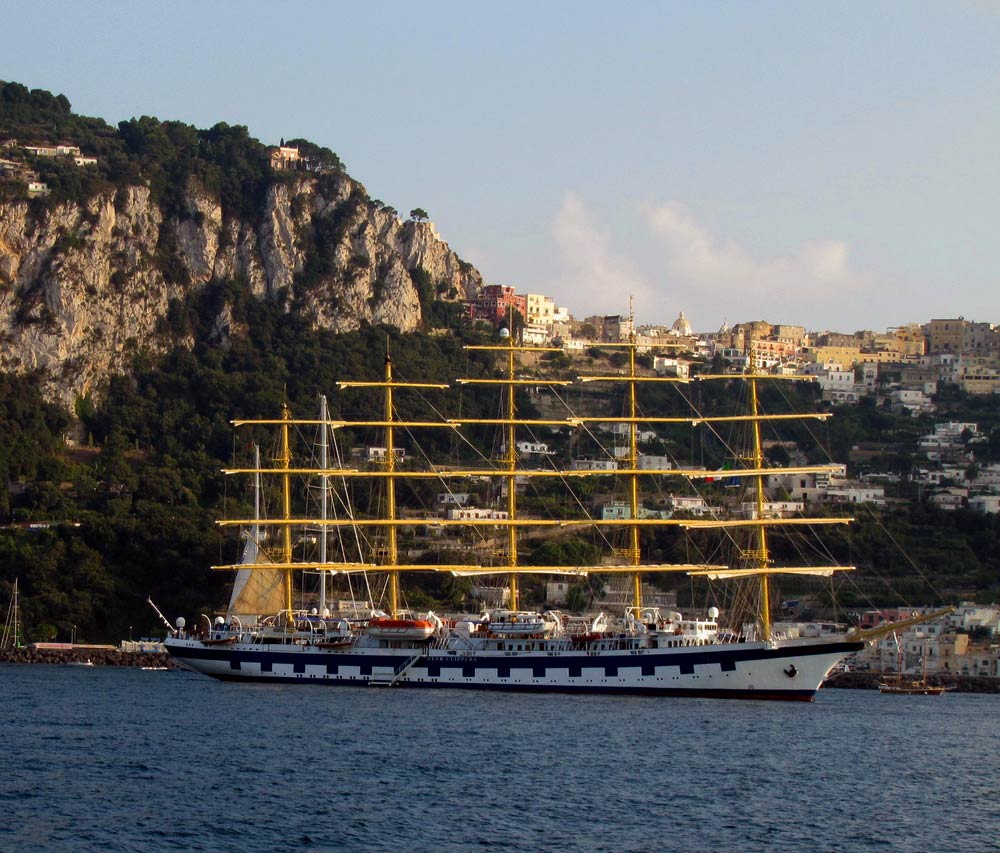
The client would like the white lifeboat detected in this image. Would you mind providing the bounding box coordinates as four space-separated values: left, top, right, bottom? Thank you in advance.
486 610 558 638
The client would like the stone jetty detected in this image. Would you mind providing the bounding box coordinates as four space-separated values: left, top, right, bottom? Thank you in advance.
823 670 999 693
0 647 176 668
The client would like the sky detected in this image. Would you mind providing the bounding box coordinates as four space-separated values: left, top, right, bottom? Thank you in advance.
4 0 1000 333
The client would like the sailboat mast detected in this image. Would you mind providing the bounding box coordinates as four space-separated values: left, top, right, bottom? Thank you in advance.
319 395 329 615
279 404 294 620
253 444 261 546
384 351 400 618
505 334 520 610
627 333 642 618
2 577 19 649
747 355 772 638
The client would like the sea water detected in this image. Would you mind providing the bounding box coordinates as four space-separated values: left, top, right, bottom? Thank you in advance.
1 664 998 852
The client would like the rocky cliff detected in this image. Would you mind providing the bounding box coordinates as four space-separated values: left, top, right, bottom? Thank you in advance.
0 174 482 407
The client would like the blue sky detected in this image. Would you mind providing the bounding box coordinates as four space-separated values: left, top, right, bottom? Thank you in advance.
5 1 999 332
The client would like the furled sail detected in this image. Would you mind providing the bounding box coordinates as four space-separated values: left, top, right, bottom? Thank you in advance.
227 533 286 617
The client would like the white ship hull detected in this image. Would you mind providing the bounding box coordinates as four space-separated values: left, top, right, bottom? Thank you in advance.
165 635 863 700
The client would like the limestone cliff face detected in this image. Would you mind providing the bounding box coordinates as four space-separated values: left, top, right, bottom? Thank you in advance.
0 176 482 406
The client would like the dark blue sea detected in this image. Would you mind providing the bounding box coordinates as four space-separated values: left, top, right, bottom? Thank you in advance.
2 665 998 852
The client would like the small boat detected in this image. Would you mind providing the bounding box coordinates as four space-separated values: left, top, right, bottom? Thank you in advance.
141 665 170 671
483 610 561 638
366 613 439 641
878 632 953 695
68 659 94 667
879 681 951 696
2 578 24 650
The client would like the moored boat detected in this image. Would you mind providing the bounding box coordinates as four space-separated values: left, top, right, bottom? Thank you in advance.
366 613 440 641
878 681 951 696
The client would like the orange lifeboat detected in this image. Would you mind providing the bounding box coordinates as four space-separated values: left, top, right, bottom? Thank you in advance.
366 616 437 641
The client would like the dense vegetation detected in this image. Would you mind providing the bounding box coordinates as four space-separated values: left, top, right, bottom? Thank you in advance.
0 80 345 218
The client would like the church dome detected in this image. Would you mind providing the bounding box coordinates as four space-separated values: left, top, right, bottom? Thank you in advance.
671 311 692 336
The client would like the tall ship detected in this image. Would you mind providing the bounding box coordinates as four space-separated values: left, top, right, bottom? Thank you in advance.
164 328 943 699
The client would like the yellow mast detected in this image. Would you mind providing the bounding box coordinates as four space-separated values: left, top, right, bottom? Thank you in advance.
219 340 868 636
626 308 642 618
459 334 566 611
334 347 449 618
747 354 772 639
504 333 520 610
383 349 400 618
279 402 294 620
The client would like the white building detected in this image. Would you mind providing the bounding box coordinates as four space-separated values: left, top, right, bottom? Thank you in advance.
739 500 805 518
600 500 670 520
520 325 549 345
653 357 690 378
524 294 556 327
668 495 710 515
889 388 934 414
364 446 406 462
570 458 617 472
606 423 658 443
637 454 674 471
825 483 886 506
929 487 967 510
969 495 1000 514
437 492 471 506
446 508 508 520
516 440 554 457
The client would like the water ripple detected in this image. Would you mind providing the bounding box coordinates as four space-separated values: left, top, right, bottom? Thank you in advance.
1 664 998 851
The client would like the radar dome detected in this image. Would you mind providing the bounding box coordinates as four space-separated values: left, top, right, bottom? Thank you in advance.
175 617 186 629
499 327 511 339
708 606 720 619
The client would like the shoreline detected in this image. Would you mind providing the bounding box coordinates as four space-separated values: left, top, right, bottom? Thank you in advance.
0 648 176 668
822 670 999 693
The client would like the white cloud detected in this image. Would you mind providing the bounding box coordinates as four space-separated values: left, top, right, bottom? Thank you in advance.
546 193 872 330
549 192 654 317
644 201 871 325
459 245 491 273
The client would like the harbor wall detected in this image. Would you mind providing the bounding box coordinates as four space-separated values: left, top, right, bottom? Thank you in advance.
822 671 999 693
0 647 175 668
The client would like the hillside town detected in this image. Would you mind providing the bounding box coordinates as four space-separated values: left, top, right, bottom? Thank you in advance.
464 284 999 399
462 284 999 508
0 137 98 197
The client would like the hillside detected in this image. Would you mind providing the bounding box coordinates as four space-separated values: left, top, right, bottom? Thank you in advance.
0 82 996 646
0 81 482 407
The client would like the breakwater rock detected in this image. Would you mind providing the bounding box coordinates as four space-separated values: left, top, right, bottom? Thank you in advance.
823 671 999 693
0 647 175 668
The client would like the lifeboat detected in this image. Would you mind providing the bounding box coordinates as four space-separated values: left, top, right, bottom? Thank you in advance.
486 610 558 638
366 616 437 641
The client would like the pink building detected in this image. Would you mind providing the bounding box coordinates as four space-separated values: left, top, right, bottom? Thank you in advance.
467 285 527 326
